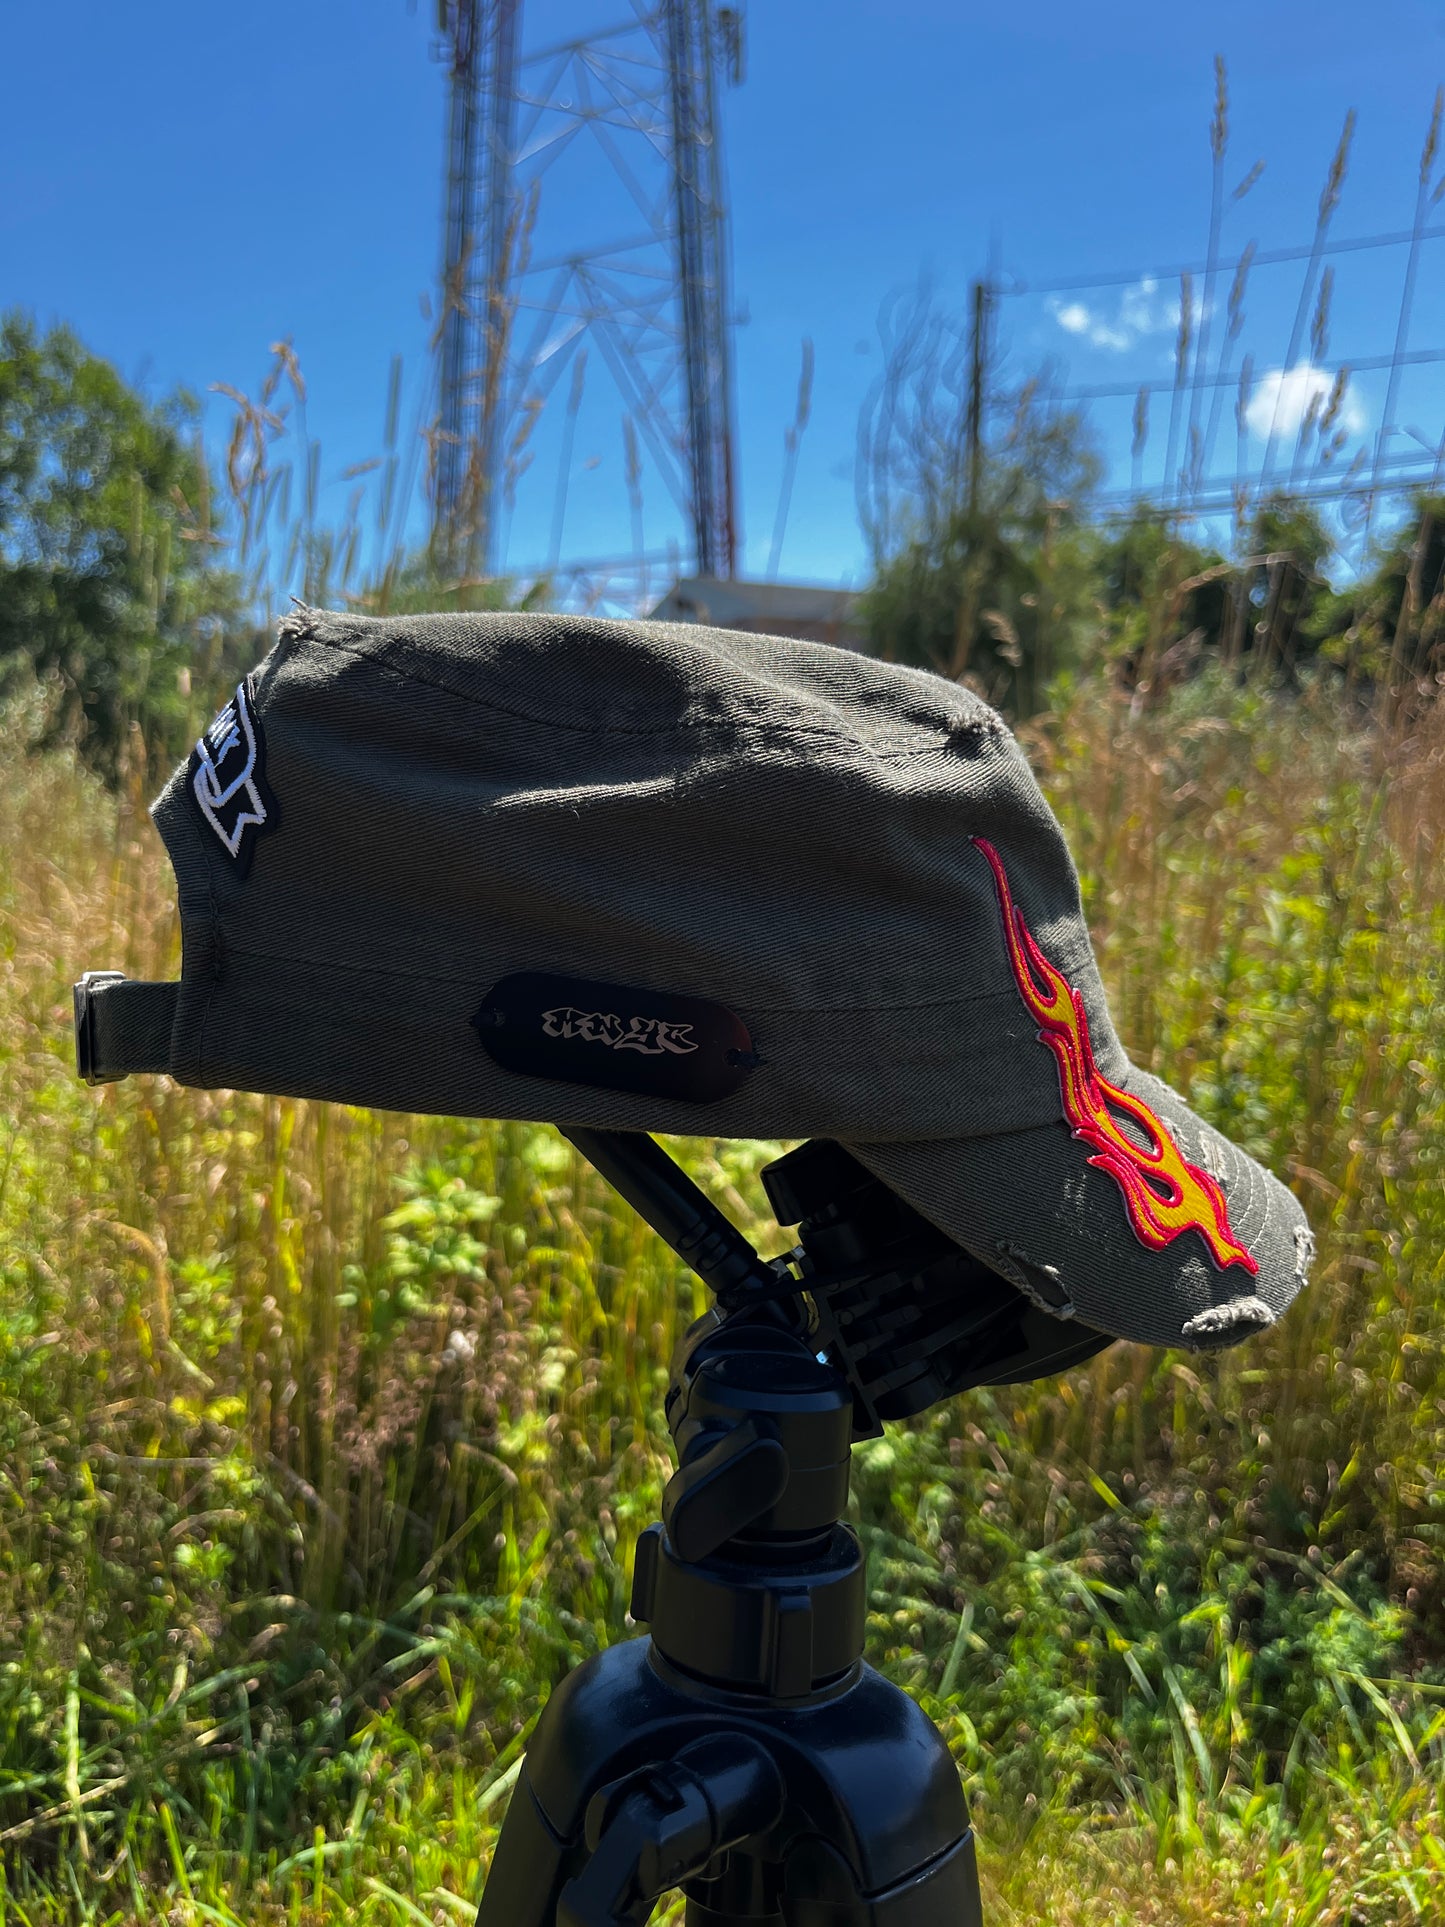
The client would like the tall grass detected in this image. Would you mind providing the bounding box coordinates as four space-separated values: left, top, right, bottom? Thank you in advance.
0 659 1442 1922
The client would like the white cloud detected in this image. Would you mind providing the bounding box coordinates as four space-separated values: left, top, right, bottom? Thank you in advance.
1244 363 1366 442
1046 277 1200 355
1119 275 1168 336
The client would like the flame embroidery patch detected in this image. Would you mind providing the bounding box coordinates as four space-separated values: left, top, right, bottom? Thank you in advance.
973 837 1257 1275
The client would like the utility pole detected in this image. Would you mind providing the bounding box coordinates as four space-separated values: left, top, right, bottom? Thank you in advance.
965 277 993 516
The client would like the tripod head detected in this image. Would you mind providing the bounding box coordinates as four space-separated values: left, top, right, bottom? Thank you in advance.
564 1128 1111 1442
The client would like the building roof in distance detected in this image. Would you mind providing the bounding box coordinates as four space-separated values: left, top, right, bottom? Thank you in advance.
648 576 867 651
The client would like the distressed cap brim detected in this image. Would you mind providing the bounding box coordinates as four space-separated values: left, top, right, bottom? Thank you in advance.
845 1065 1314 1353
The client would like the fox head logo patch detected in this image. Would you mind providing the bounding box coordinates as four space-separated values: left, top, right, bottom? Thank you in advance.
189 678 276 875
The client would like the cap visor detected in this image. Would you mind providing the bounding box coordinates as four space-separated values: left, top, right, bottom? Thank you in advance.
843 1064 1313 1352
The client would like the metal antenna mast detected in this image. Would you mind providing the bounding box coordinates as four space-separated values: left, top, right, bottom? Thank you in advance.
666 0 738 579
435 0 521 575
431 2 744 595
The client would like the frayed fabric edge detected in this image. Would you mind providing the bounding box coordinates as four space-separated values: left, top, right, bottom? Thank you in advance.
994 1240 1076 1319
1180 1295 1275 1343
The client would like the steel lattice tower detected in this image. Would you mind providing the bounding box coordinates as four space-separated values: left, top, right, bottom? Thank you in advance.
435 0 521 573
432 1 743 590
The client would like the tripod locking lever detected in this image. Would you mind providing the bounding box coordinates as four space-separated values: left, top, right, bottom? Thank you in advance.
556 1733 785 1927
662 1418 789 1562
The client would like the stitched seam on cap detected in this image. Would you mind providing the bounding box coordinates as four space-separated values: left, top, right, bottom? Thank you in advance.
153 778 221 1082
289 628 972 751
188 806 221 1080
218 938 1099 1013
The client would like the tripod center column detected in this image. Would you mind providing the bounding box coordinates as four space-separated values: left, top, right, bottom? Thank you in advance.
633 1325 868 1700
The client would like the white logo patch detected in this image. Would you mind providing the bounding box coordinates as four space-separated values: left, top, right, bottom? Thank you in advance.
190 680 273 869
540 1006 699 1056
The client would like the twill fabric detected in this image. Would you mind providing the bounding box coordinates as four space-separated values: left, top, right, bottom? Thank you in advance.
78 606 1313 1350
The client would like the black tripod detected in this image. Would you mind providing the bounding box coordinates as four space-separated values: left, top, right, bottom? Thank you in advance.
475 1130 1109 1926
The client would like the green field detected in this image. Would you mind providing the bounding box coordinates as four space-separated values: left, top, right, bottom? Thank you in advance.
0 664 1441 1925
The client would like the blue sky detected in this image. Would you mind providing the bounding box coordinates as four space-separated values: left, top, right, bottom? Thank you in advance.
5 0 1445 599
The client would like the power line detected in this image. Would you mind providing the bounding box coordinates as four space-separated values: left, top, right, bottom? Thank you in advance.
1003 223 1445 298
1054 345 1445 405
1092 460 1443 520
986 184 1445 540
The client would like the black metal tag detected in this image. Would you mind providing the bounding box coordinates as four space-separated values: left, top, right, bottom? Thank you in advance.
473 973 759 1103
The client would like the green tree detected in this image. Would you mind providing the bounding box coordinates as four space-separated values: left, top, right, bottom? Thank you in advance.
1089 497 1339 695
860 387 1102 716
1234 494 1335 678
0 311 244 768
1093 506 1229 693
1320 491 1445 692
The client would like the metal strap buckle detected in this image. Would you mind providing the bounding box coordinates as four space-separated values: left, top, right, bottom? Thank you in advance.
73 971 127 1085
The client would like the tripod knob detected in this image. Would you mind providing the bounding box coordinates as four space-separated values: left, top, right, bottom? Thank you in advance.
662 1418 790 1562
668 1336 854 1542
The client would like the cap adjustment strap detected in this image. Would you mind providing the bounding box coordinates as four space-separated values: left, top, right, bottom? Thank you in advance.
74 974 180 1085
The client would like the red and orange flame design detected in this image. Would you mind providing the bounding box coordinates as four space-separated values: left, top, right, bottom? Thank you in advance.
973 837 1257 1276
